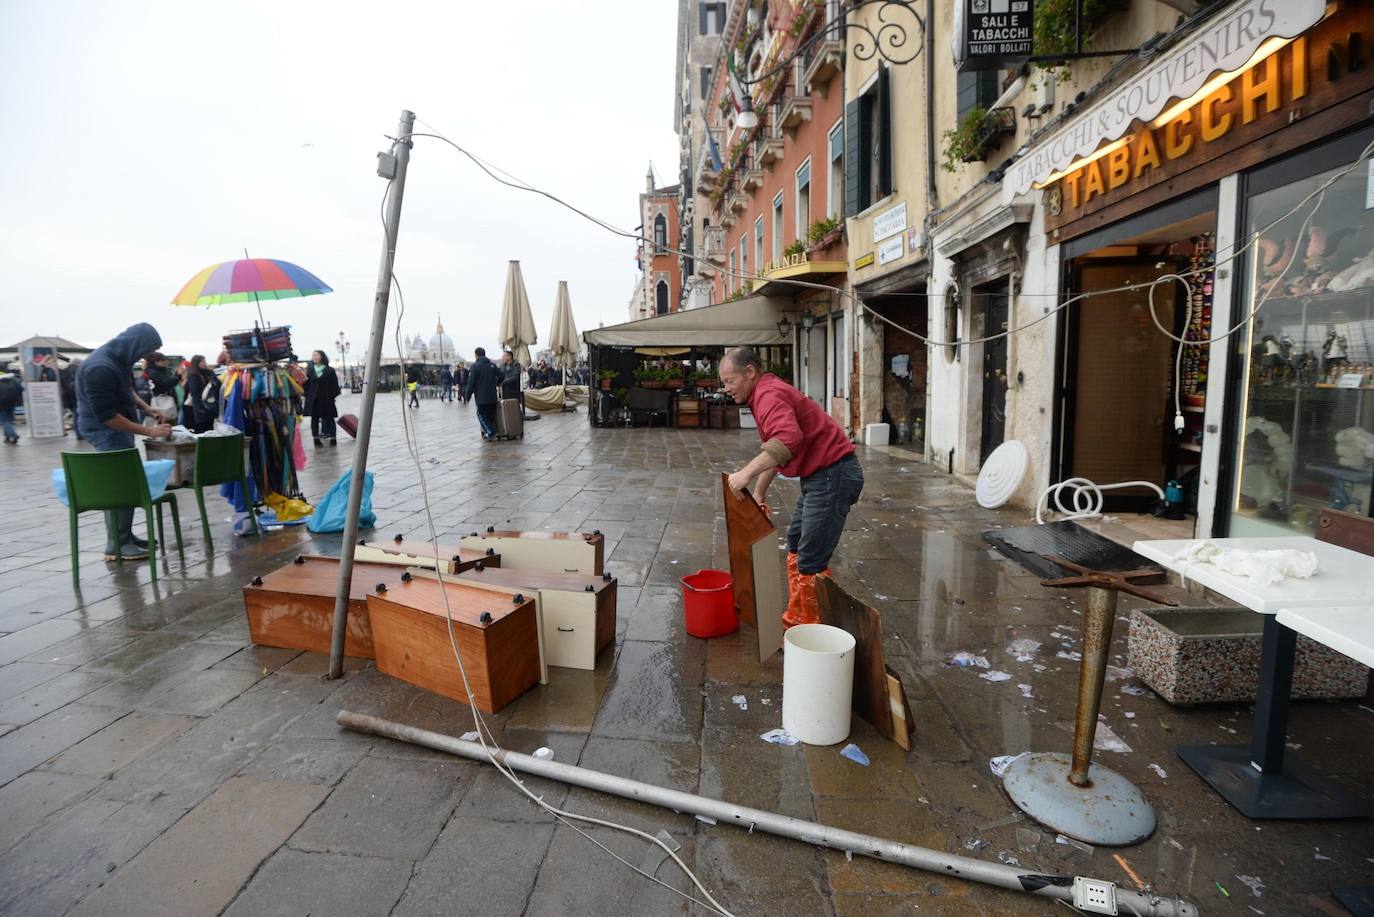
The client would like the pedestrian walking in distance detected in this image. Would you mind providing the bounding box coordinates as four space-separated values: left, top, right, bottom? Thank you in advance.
464 347 500 440
304 350 342 446
406 364 422 408
0 369 23 444
720 347 863 628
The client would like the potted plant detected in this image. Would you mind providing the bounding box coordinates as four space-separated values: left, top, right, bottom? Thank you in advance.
596 368 617 391
783 239 806 259
664 364 686 390
941 106 1016 171
695 369 719 389
806 215 843 251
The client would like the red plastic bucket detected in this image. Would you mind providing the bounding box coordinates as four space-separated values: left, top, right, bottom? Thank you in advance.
681 569 738 639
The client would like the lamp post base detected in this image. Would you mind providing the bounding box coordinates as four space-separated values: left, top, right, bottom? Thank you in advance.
1002 752 1157 847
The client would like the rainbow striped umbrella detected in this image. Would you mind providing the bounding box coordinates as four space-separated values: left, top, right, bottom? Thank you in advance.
172 258 332 307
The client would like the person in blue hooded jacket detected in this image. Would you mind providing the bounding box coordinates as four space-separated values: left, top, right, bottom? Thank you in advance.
76 323 173 561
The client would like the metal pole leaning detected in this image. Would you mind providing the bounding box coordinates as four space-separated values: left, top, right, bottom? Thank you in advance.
337 711 1199 916
327 109 415 680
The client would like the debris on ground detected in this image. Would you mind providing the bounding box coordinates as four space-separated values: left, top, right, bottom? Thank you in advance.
1216 881 1231 898
964 838 990 851
1056 650 1083 662
839 743 870 766
979 670 1012 682
1093 721 1133 754
532 746 555 760
996 851 1020 866
1105 664 1133 682
979 812 1025 832
695 814 717 825
1016 827 1042 852
1055 834 1095 855
1005 638 1041 661
731 694 748 711
950 652 990 668
759 728 800 745
460 731 480 741
1235 874 1265 897
1120 683 1150 696
1114 853 1146 890
989 753 1025 778
1017 683 1035 699
1149 763 1168 779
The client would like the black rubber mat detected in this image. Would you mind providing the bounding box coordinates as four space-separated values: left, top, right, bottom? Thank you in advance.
983 521 1161 579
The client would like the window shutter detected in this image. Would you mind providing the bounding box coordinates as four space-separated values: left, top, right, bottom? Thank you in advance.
877 66 892 198
699 3 708 34
797 159 811 189
843 97 862 217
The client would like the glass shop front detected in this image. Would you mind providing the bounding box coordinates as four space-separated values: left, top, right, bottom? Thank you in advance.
1225 126 1374 536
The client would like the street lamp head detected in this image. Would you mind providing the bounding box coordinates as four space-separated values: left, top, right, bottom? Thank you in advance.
776 315 792 338
736 105 759 130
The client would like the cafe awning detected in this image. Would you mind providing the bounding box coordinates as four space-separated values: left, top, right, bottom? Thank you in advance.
583 294 791 348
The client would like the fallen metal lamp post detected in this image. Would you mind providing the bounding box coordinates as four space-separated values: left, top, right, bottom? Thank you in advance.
338 710 1199 916
1002 557 1178 848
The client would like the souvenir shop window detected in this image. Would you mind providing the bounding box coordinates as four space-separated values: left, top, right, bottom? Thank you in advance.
1230 131 1374 535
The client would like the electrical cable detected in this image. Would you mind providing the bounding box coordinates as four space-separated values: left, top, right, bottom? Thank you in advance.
376 159 736 916
1035 477 1166 525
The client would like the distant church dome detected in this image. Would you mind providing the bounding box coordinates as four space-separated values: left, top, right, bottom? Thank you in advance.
428 318 455 355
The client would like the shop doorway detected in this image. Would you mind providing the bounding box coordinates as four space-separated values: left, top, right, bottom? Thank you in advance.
805 323 827 407
1056 201 1217 534
867 292 928 452
979 281 1009 464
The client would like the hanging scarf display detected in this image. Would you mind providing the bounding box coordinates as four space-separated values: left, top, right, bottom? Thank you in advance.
218 364 307 514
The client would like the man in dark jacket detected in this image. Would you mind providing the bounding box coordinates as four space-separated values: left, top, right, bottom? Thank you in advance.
76 323 173 561
439 365 454 403
455 362 470 405
464 347 500 439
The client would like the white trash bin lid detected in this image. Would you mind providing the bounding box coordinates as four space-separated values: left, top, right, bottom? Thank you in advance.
976 440 1029 508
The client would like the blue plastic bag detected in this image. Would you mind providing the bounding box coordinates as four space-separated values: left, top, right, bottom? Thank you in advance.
306 469 376 533
52 459 176 507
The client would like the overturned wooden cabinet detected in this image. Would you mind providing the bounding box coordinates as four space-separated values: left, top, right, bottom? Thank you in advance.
458 565 616 671
242 555 402 658
459 529 604 576
368 576 541 713
355 532 500 574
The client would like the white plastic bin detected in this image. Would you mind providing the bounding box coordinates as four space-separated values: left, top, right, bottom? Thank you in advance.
782 623 856 745
863 422 890 446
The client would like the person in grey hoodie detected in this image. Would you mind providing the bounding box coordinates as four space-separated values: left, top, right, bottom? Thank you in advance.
76 323 173 561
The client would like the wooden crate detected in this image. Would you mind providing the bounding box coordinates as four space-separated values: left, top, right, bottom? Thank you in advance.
355 532 500 575
242 555 401 658
368 577 541 713
458 565 616 670
458 530 604 576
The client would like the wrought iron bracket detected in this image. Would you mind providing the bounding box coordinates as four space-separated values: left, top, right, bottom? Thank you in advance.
734 0 926 87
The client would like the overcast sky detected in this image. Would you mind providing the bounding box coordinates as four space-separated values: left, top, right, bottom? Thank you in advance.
0 0 680 364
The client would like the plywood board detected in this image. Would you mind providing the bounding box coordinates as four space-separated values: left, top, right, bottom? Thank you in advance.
816 575 912 748
750 539 785 663
367 577 540 714
722 473 776 629
458 530 604 576
243 555 402 658
354 534 498 575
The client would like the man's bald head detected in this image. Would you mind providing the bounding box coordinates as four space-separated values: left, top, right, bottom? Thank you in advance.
721 347 763 375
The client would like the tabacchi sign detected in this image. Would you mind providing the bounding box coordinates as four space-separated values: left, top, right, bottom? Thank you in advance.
956 0 1033 72
1004 0 1324 200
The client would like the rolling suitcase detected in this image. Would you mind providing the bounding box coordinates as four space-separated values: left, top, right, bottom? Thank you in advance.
496 398 523 439
338 414 359 438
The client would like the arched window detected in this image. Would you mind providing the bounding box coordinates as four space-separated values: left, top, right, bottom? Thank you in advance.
656 281 669 315
653 214 668 253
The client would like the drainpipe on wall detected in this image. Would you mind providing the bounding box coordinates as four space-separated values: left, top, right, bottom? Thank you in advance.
924 0 937 212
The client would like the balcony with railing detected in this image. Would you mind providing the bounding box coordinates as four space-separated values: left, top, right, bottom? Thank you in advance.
703 225 726 265
779 62 813 138
801 10 843 97
739 146 765 192
759 103 785 167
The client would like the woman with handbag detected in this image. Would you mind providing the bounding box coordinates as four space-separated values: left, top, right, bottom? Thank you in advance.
303 350 342 446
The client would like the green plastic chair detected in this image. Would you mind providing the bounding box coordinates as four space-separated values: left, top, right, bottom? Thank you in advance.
193 432 258 550
62 448 184 588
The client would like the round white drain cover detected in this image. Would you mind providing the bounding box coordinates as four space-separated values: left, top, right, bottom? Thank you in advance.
976 440 1029 508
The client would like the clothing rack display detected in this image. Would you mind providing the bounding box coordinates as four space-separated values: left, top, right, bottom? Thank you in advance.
219 362 303 512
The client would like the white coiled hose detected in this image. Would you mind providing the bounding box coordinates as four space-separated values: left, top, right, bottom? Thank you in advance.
1036 477 1165 524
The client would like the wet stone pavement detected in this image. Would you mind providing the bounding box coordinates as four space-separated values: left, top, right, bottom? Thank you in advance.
1 393 1372 916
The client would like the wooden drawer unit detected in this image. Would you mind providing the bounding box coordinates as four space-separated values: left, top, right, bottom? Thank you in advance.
242 555 401 658
367 577 540 714
355 532 499 575
456 566 616 671
458 529 604 576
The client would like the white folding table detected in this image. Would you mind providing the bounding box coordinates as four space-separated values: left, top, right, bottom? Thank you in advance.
1133 537 1374 821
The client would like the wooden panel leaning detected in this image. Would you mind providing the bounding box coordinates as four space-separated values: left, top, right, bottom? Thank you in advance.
354 532 500 575
242 554 402 658
722 474 785 663
367 576 541 714
815 575 914 750
458 528 604 576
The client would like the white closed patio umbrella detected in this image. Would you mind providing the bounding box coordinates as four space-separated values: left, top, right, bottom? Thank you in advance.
548 280 580 381
499 260 538 367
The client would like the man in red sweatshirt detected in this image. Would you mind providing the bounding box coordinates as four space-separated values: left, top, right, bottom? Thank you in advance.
721 346 864 627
